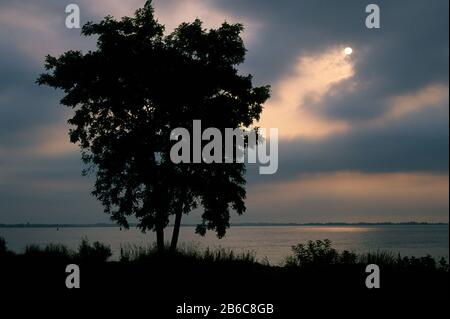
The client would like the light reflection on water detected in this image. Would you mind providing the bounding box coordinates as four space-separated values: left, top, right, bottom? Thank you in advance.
0 225 448 265
292 227 377 233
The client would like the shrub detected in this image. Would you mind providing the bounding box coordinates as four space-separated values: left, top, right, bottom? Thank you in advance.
285 239 448 272
289 239 340 267
77 237 112 262
339 250 358 264
395 255 437 271
438 257 449 272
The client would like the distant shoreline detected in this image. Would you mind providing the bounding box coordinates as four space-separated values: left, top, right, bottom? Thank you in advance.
0 222 448 228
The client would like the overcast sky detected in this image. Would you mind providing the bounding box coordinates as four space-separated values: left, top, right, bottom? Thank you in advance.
0 0 448 224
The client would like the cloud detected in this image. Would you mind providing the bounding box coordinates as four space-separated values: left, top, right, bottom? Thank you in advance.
245 171 449 223
23 123 78 158
0 150 104 224
153 0 261 43
77 0 261 44
247 102 448 186
79 0 146 18
0 0 448 223
0 1 95 62
382 84 449 122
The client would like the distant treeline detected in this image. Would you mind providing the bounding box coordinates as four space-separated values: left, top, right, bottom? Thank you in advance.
0 222 447 228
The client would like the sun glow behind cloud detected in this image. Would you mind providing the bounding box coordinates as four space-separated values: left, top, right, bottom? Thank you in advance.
258 47 355 139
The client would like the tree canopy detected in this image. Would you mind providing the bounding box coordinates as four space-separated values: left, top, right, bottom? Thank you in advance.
37 0 270 252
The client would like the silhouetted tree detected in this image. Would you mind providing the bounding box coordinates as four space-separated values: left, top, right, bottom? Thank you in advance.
37 1 269 253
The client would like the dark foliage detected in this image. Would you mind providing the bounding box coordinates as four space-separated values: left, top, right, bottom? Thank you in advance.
77 238 113 262
0 236 7 257
0 238 448 301
3 238 112 263
285 239 449 271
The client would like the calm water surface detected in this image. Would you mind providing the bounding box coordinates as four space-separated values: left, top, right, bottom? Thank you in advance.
1 225 448 264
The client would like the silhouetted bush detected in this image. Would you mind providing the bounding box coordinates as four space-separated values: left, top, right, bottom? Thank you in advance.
395 255 437 271
286 239 341 267
339 250 358 264
439 257 449 272
285 239 449 272
77 238 112 262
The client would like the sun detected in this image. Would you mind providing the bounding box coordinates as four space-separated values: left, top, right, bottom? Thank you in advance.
344 47 353 55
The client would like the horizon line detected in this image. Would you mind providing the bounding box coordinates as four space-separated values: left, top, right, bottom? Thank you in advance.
0 221 448 228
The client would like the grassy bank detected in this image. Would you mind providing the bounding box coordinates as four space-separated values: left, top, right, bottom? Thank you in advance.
0 236 448 300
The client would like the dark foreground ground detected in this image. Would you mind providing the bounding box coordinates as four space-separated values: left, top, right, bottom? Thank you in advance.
0 239 448 316
1 260 448 315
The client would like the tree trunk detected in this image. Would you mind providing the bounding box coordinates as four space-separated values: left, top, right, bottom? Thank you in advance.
170 209 183 252
156 225 165 254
